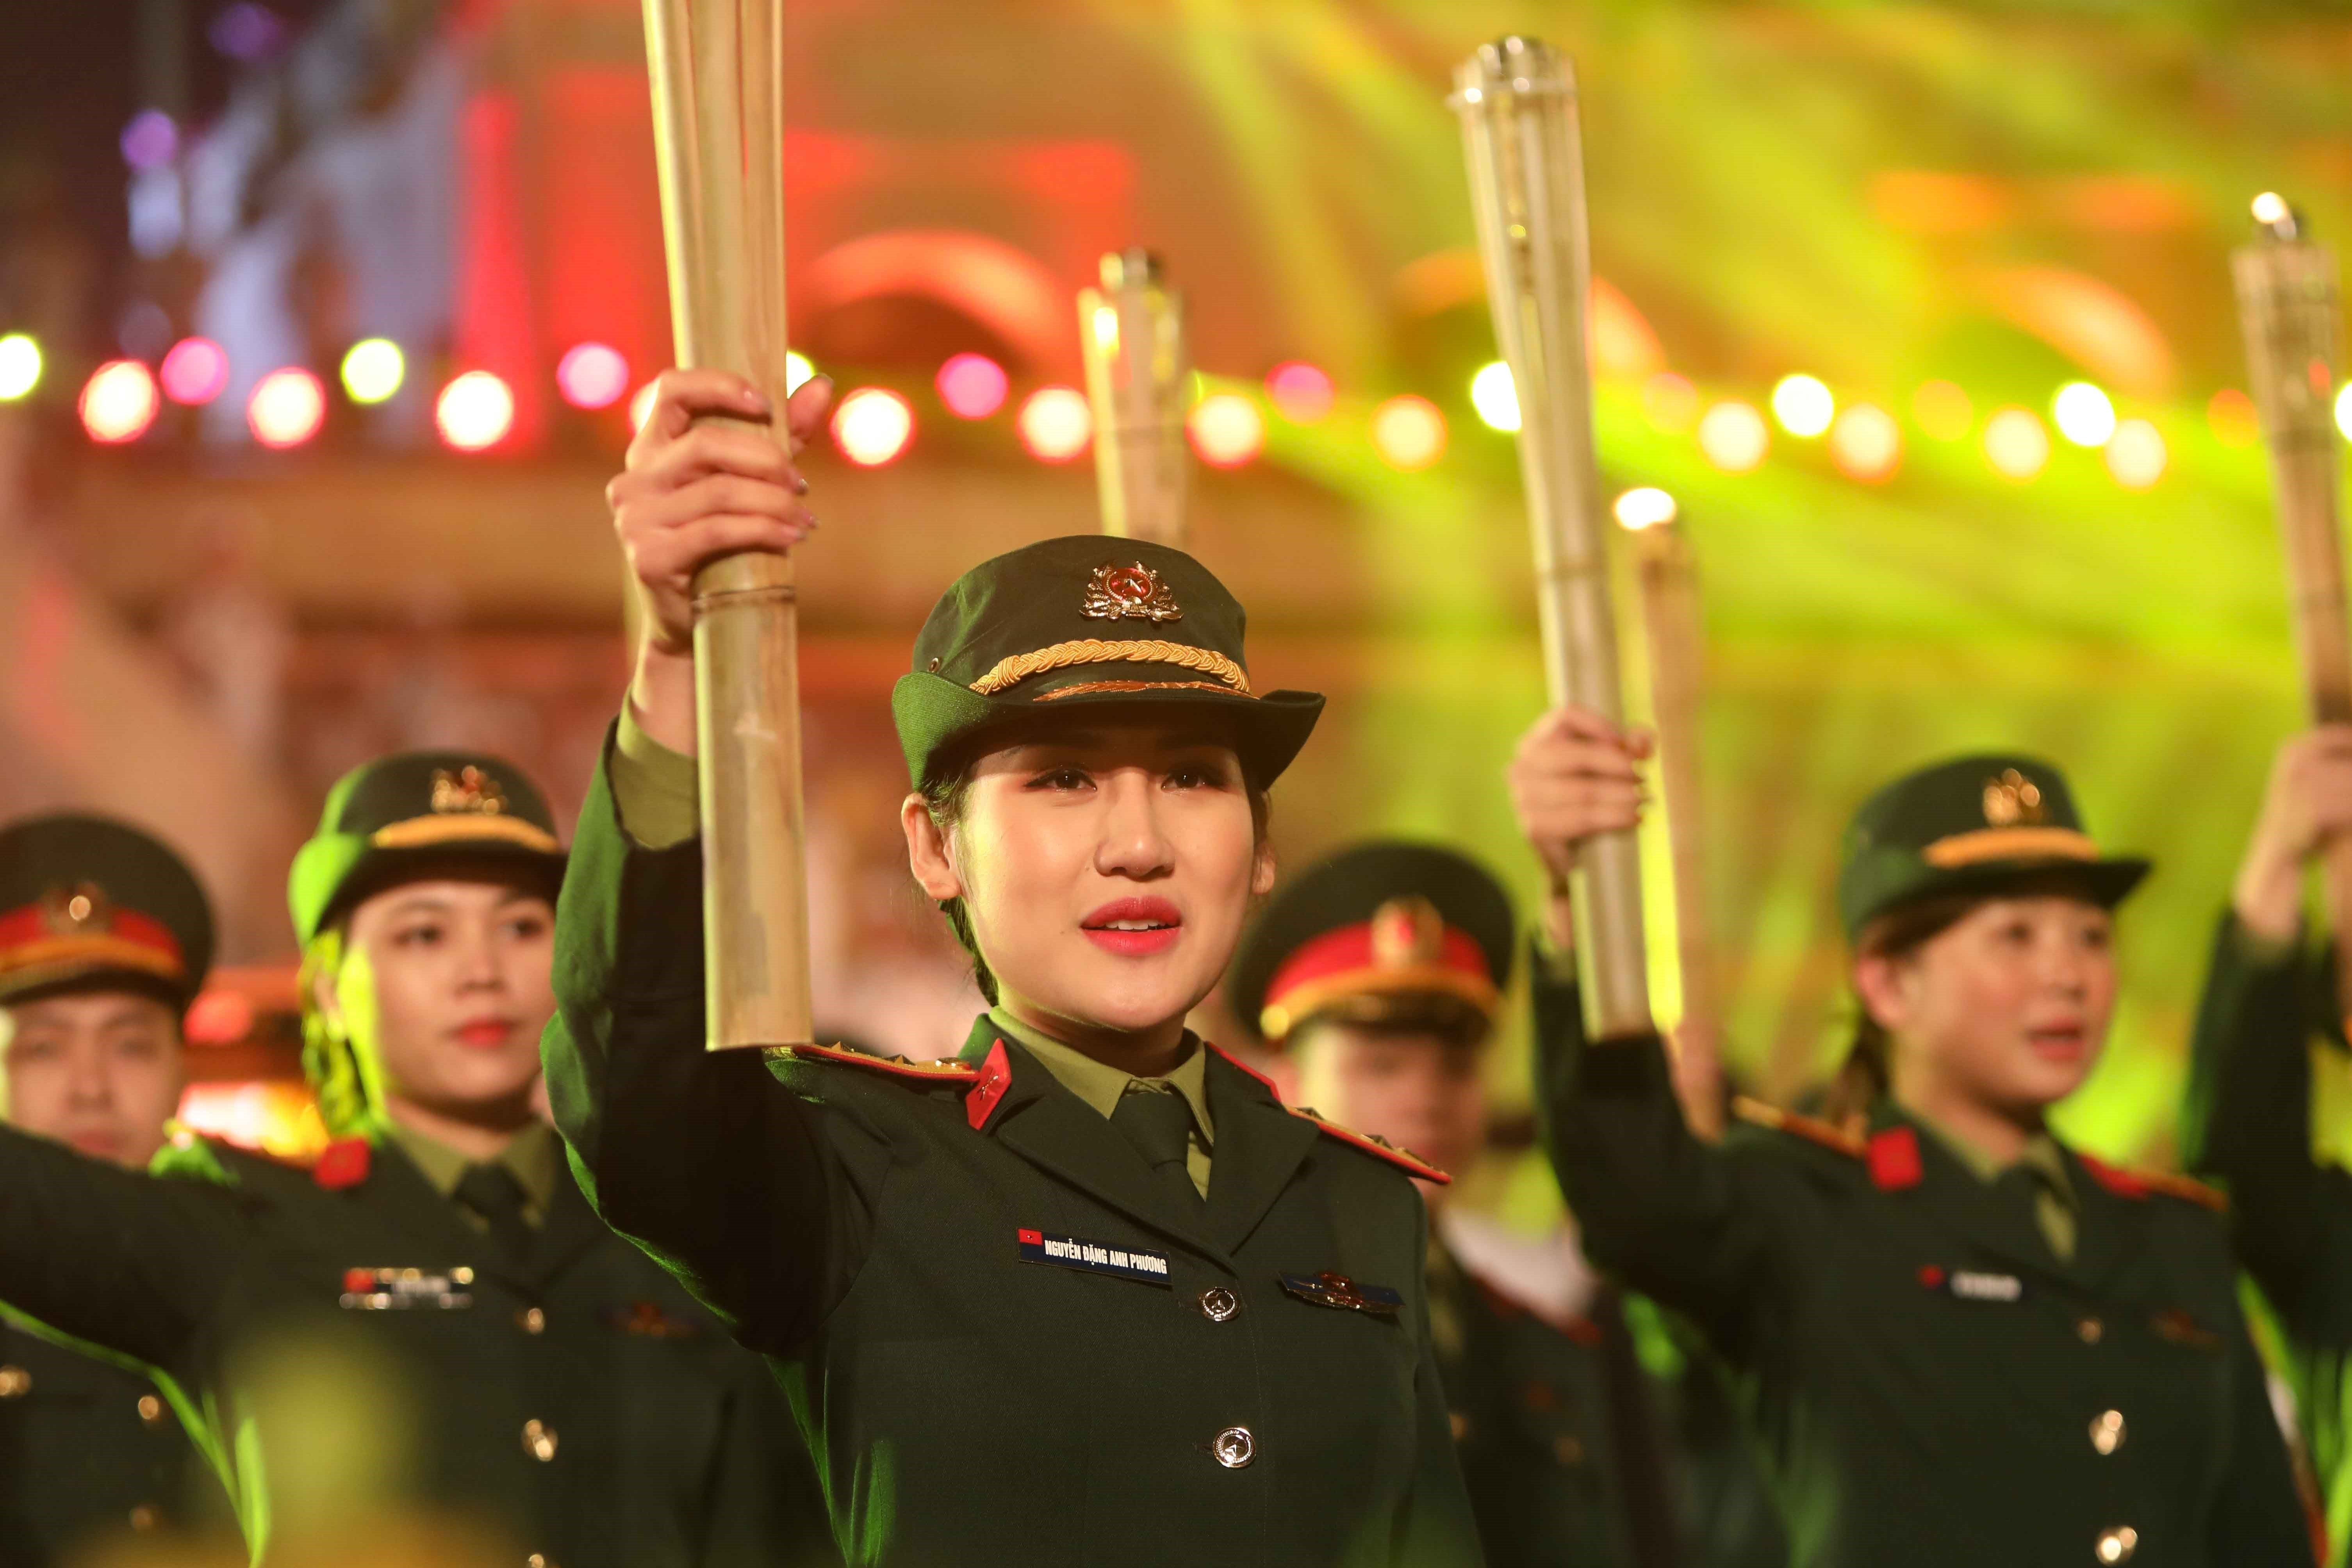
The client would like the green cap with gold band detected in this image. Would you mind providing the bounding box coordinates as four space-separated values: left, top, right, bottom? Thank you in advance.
288 751 567 944
1230 841 1516 1051
0 814 214 1011
889 536 1323 788
1837 754 2149 944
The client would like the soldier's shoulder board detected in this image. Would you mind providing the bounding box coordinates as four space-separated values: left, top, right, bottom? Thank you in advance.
1731 1096 1866 1160
774 1041 980 1087
2077 1153 2227 1213
1287 1104 1451 1186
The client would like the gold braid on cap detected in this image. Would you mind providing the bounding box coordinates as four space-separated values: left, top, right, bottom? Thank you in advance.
967 639 1252 699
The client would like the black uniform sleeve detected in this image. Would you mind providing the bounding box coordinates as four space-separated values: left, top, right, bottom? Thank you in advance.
543 733 879 1352
2211 1303 2320 1564
2180 912 2352 1341
1531 955 1804 1367
0 1126 244 1373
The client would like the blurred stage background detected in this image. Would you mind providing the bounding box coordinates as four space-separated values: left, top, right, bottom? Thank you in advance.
1 0 2348 1193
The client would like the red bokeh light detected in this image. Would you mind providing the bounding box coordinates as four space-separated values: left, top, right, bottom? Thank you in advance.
160 337 229 406
556 342 631 410
1264 361 1334 423
936 353 1009 419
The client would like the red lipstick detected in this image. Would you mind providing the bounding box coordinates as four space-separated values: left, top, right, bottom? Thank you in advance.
1081 896 1183 957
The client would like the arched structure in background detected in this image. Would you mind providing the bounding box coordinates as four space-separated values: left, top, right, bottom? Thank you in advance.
795 229 1075 377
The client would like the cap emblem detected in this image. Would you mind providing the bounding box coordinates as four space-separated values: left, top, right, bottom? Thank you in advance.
431 766 507 817
1370 896 1445 969
1081 562 1182 624
1981 769 2045 828
40 882 111 935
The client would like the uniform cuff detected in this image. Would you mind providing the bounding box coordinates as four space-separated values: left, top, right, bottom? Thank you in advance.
613 702 700 850
2224 910 2304 972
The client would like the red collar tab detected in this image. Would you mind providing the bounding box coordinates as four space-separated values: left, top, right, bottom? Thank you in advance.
966 1040 1013 1131
1867 1126 1924 1191
313 1136 372 1191
0 892 186 985
1259 908 1498 1042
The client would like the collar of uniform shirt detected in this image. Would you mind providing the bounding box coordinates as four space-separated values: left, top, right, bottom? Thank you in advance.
985 1005 1216 1148
1907 1110 2078 1259
383 1116 565 1227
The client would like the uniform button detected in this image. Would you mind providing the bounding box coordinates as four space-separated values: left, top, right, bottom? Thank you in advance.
137 1394 164 1425
518 1307 546 1334
2077 1316 2103 1344
1198 1287 1239 1322
0 1366 29 1398
1211 1426 1255 1469
2090 1410 2126 1456
522 1419 558 1462
128 1505 158 1532
1553 1435 1585 1466
526 1556 551 1568
1448 1411 1471 1441
2096 1525 2138 1563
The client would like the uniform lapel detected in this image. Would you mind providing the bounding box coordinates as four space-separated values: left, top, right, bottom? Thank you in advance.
964 1024 1223 1260
529 1158 610 1287
1201 1048 1318 1257
1878 1108 2072 1287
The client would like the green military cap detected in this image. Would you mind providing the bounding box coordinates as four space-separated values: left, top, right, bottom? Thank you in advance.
1836 753 2149 943
0 814 214 1010
1230 840 1516 1048
289 751 566 944
889 536 1323 788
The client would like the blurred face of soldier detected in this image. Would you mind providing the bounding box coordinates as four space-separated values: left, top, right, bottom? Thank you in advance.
3 989 185 1168
1858 894 2116 1119
905 720 1274 1043
1296 1018 1486 1198
314 877 556 1130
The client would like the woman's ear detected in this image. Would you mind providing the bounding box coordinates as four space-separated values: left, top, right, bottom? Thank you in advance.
1250 834 1278 899
901 793 966 902
1851 951 1910 1035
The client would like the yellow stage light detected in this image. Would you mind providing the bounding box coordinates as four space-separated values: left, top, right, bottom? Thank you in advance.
80 360 160 444
1469 361 1520 432
2052 382 2116 448
832 387 914 466
248 368 326 449
1188 393 1264 468
1696 401 1768 473
436 371 516 452
1613 487 1676 530
0 334 44 400
341 338 405 405
2337 382 2352 443
786 351 815 394
2105 419 2166 489
1771 374 1833 437
1830 404 1901 482
1370 395 1446 471
1983 407 2049 480
1017 387 1091 462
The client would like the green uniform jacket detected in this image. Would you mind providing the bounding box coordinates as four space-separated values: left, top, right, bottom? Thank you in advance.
0 1124 831 1568
0 1321 205 1565
1432 1248 1653 1568
1534 967 2310 1568
2183 913 2352 1562
544 756 1480 1568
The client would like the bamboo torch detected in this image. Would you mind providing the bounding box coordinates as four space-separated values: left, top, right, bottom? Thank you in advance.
2233 194 2352 1020
642 0 812 1049
1081 249 1190 547
1453 36 1653 1042
1627 504 1724 1136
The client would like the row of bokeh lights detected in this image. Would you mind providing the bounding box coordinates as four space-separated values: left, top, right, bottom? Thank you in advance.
10 327 2347 492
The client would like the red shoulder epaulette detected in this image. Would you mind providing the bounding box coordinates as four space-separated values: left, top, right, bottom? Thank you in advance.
1205 1044 1450 1184
775 1042 980 1086
2077 1153 2227 1213
1731 1096 1865 1159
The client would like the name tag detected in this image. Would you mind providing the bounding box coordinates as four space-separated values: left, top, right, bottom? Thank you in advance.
1016 1229 1172 1288
1918 1264 2023 1303
339 1267 474 1310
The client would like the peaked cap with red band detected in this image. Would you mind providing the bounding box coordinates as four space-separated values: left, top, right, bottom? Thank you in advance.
1230 840 1514 1049
0 814 214 1011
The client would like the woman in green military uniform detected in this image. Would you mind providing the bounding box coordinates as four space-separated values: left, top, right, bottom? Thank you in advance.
0 814 220 1563
1227 838 1692 1568
0 753 826 1568
2183 724 2352 1564
1512 704 2310 1567
546 370 1479 1567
